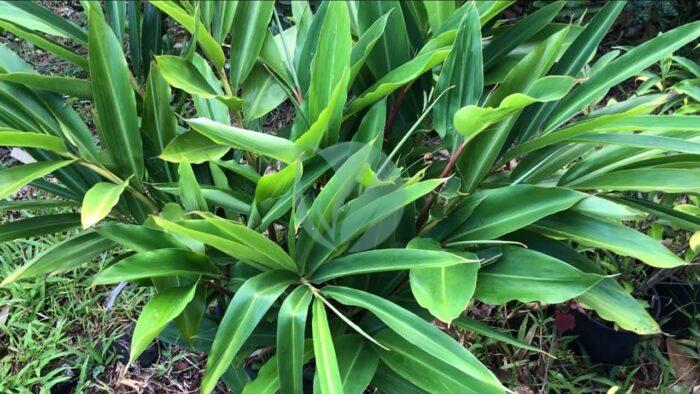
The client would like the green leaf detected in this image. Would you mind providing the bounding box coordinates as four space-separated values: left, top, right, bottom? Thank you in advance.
178 160 208 212
446 185 585 242
1 231 113 286
335 335 378 394
482 1 564 70
454 76 576 143
311 247 475 283
0 0 87 43
0 130 68 154
186 118 304 164
355 1 411 79
349 11 390 86
88 5 143 180
452 316 543 354
545 21 700 130
277 287 313 394
0 160 75 200
92 248 220 285
242 65 287 121
159 132 229 164
571 168 700 193
0 213 80 242
0 20 88 69
569 133 700 155
96 223 184 252
130 284 198 363
0 72 91 98
81 180 128 229
312 297 344 394
516 0 626 141
255 161 301 204
434 4 482 138
154 183 251 214
243 342 315 394
423 0 455 32
196 212 297 272
295 70 350 151
149 0 225 69
475 246 603 304
346 49 450 118
201 270 298 394
308 1 351 126
141 63 177 182
0 199 79 212
509 231 660 334
531 211 687 268
374 329 504 394
408 238 479 323
152 216 294 272
322 286 504 392
228 1 274 88
501 95 668 162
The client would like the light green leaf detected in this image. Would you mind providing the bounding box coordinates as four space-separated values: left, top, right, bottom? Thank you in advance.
532 211 687 268
96 223 184 252
0 0 87 43
201 270 298 394
322 286 505 392
434 3 482 138
92 248 220 285
452 316 544 354
335 335 378 394
475 246 603 304
446 185 585 242
374 329 504 394
569 133 700 155
186 117 304 164
0 199 79 212
243 342 315 394
349 11 390 86
81 179 128 228
130 284 198 363
311 247 475 283
454 76 576 143
312 297 344 394
142 63 177 182
423 0 455 32
346 49 450 118
229 1 274 88
1 231 113 286
545 21 700 130
159 132 229 164
149 0 225 68
0 160 75 200
255 161 301 203
572 168 700 193
0 20 88 68
0 130 68 154
242 65 287 121
178 160 208 212
88 5 143 180
408 238 479 323
0 213 80 243
295 70 349 151
277 287 312 394
0 73 91 98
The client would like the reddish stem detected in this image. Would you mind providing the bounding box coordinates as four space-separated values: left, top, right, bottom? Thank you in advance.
385 85 410 133
415 140 467 232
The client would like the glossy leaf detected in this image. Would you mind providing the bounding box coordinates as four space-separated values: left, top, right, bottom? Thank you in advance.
532 211 687 268
475 246 603 304
0 213 80 242
322 286 505 392
130 284 198 363
0 73 91 98
1 231 114 286
311 247 475 283
408 238 479 323
572 168 700 193
312 297 344 394
81 180 128 229
88 5 143 180
229 1 274 88
159 132 229 164
186 118 303 164
96 223 184 252
92 248 220 285
0 130 68 154
335 335 378 394
0 160 75 200
277 287 312 394
201 270 297 394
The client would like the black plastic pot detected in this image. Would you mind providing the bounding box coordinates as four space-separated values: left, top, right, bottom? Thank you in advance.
649 281 699 337
566 309 640 365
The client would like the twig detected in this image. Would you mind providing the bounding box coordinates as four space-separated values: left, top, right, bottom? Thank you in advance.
385 84 411 133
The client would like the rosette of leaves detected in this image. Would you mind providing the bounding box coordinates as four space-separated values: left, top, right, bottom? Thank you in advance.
1 1 699 392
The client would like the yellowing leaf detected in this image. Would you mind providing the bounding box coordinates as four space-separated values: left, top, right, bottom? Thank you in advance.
81 179 128 228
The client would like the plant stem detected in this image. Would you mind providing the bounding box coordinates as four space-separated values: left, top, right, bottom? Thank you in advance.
77 160 158 212
415 140 466 232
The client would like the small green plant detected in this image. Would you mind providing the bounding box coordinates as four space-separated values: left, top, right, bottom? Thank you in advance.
1 1 699 392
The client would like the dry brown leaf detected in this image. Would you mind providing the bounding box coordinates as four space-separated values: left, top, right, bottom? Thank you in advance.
667 337 700 387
